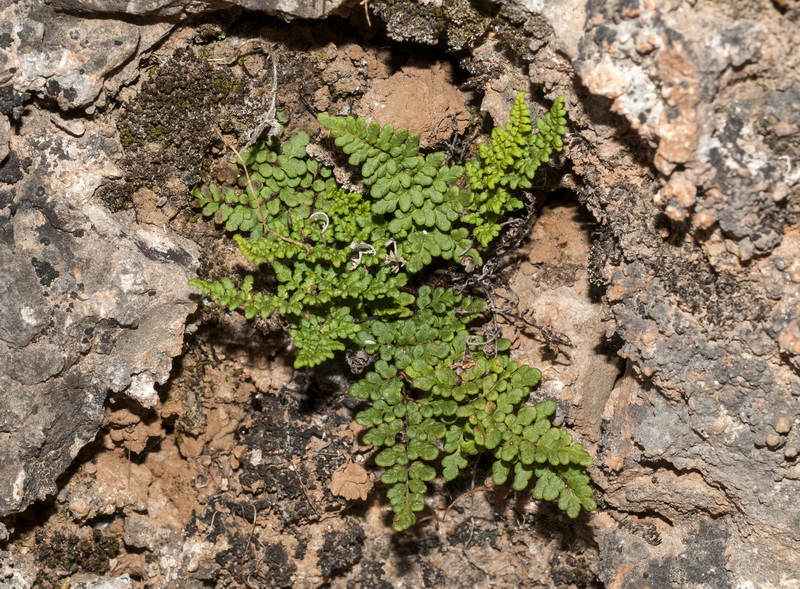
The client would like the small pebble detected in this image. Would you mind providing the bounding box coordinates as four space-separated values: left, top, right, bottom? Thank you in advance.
766 433 782 448
775 417 792 434
784 446 798 459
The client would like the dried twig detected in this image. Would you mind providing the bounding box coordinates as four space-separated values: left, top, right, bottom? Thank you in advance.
244 54 282 145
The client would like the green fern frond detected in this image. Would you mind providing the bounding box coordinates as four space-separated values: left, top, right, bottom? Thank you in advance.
190 92 591 530
465 93 567 246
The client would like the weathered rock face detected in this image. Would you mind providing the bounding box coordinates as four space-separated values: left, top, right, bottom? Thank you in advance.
0 107 199 516
0 1 199 518
525 0 800 585
0 1 173 112
51 0 354 19
1 0 799 585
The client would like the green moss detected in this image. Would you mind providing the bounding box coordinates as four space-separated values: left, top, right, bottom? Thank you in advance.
148 124 170 140
35 530 120 585
111 47 247 212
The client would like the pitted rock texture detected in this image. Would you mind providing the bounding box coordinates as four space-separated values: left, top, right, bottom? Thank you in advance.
0 114 9 163
0 106 199 517
507 0 800 585
574 1 795 261
0 0 199 519
0 1 173 111
1 0 799 586
52 0 354 19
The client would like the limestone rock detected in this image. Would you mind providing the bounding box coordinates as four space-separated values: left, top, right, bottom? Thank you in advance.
0 115 9 164
525 0 800 585
0 107 199 517
0 1 173 111
0 0 798 586
52 0 354 19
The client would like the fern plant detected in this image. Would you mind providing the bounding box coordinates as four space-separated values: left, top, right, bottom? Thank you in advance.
190 93 595 530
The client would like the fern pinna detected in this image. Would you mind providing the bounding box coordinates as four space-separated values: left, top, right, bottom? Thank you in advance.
190 92 596 530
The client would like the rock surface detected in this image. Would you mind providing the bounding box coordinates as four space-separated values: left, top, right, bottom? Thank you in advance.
1 0 799 587
532 0 800 585
0 2 199 519
0 105 199 516
52 0 354 19
0 1 173 111
507 202 623 444
0 115 9 164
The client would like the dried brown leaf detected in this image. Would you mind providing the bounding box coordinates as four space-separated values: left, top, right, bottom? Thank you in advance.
329 462 372 501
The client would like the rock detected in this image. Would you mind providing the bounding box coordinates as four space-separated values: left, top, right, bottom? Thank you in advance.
573 1 788 259
371 1 444 45
0 548 38 586
507 201 623 444
52 0 211 15
776 416 793 434
123 513 177 551
70 574 134 589
1 1 173 111
0 106 199 517
0 115 9 163
0 0 201 519
372 0 494 53
52 0 354 19
60 454 153 522
526 0 800 585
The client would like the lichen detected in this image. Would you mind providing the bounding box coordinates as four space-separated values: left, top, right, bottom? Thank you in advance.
371 0 490 51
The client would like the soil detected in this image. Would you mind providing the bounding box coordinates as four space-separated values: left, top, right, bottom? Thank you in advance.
5 13 609 589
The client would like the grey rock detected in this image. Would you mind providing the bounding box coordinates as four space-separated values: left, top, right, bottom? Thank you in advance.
574 3 787 259
372 2 444 45
123 513 177 551
0 0 795 585
523 0 800 585
52 0 212 16
0 114 9 163
1 1 173 111
52 0 354 19
0 548 37 588
71 575 134 589
0 107 199 517
228 0 352 19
